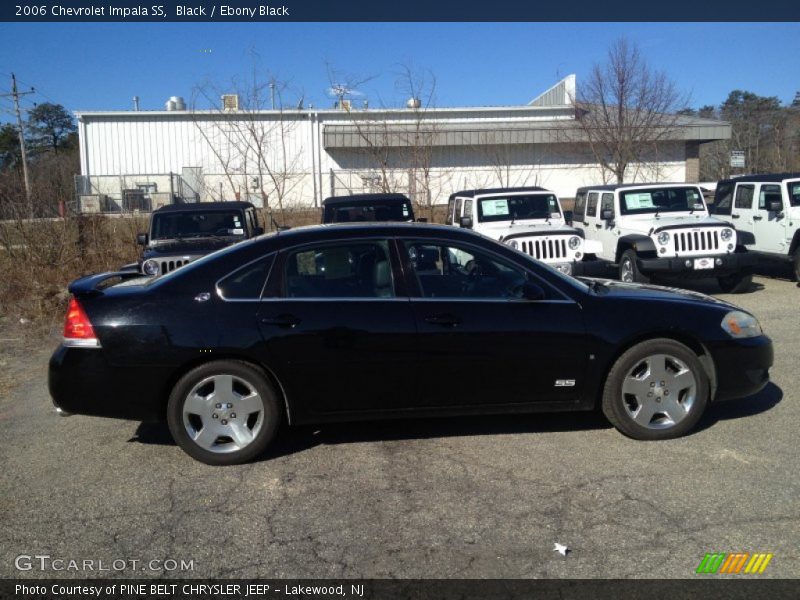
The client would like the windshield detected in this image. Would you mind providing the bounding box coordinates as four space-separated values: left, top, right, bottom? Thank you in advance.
324 202 413 223
788 180 800 207
619 187 706 216
151 210 246 240
477 194 561 223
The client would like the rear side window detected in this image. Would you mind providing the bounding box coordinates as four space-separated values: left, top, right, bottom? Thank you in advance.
586 192 599 217
464 199 473 218
788 181 800 207
713 182 734 215
574 192 586 219
217 254 275 300
759 185 782 210
284 241 394 298
735 185 754 209
601 193 614 212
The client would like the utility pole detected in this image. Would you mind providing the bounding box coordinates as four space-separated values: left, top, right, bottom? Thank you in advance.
1 74 36 218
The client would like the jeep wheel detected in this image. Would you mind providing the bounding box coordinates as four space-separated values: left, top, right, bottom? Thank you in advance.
167 360 280 465
717 272 753 294
619 249 650 284
602 339 709 440
793 248 800 282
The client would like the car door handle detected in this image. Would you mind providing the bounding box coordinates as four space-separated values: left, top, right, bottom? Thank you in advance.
752 215 763 221
731 214 740 219
424 313 461 327
260 314 301 328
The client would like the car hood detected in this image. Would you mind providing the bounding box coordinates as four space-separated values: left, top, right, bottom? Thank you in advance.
144 237 239 257
476 220 570 239
622 214 730 235
580 278 736 308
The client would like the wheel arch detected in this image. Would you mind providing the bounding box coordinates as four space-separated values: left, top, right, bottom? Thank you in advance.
159 354 293 424
789 229 800 256
592 331 717 410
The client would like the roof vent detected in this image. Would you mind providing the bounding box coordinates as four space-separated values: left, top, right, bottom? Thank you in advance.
165 96 186 111
406 97 421 109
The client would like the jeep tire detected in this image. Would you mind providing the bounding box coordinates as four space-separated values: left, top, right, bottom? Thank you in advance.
619 249 650 284
793 248 800 282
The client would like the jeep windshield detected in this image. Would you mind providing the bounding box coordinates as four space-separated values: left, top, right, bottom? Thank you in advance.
324 202 413 223
150 210 247 240
477 194 561 223
619 187 706 216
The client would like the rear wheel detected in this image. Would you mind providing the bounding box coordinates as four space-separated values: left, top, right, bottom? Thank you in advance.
619 249 650 284
717 272 752 293
602 339 709 440
167 360 280 465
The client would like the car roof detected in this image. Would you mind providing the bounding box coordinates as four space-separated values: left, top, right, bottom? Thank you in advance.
270 221 466 241
322 193 411 206
575 183 701 193
717 172 800 184
449 187 550 199
153 201 256 213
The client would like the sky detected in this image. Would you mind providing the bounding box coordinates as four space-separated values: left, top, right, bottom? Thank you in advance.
0 22 798 121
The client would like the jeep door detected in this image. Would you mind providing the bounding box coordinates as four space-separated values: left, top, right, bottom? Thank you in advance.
256 238 418 417
754 184 786 254
400 238 587 408
581 191 602 252
731 183 756 235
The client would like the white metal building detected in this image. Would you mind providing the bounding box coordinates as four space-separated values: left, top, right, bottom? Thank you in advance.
75 76 731 212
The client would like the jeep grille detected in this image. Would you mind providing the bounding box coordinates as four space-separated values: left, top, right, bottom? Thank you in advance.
518 237 568 261
159 258 191 274
672 229 720 254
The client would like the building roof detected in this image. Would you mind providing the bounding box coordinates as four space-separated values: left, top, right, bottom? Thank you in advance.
153 201 256 213
450 187 550 199
322 193 411 206
718 172 800 184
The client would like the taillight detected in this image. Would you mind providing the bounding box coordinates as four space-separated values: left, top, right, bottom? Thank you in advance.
63 297 100 347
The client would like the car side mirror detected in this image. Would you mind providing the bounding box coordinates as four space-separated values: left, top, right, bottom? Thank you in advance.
563 210 574 225
253 226 264 235
416 217 428 223
459 216 473 229
601 209 615 221
136 233 148 246
521 281 546 301
769 200 783 212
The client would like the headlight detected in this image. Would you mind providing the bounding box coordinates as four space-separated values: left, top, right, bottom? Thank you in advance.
142 259 160 276
507 240 519 250
657 231 670 245
720 228 734 242
568 236 581 250
721 310 762 339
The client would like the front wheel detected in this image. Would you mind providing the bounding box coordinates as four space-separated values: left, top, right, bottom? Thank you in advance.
717 272 752 293
167 360 281 465
602 339 709 440
619 249 650 284
793 249 800 282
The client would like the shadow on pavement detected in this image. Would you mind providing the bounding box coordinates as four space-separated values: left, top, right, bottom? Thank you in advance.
694 381 783 433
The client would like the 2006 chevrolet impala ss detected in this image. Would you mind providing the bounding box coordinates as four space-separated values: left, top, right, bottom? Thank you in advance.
49 223 773 465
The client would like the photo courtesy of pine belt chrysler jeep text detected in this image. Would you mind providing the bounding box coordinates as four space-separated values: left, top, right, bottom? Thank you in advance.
49 223 773 465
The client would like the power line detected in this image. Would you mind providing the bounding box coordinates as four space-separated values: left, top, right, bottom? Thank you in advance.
0 73 36 218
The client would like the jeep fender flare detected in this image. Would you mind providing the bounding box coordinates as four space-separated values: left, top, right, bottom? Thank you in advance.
735 229 756 246
615 234 657 263
789 229 800 256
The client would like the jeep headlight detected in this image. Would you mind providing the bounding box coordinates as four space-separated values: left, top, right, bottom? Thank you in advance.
507 240 519 250
721 310 762 339
568 236 581 250
142 259 160 276
657 231 670 245
720 228 734 242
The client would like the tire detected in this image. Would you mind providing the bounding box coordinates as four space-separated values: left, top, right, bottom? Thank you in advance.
619 249 650 284
167 360 281 465
717 272 753 294
793 248 800 282
601 338 709 440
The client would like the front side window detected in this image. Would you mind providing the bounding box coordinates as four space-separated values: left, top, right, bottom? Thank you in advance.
759 185 782 211
477 194 560 223
586 193 599 217
787 181 800 207
574 192 586 219
601 193 614 213
713 182 734 215
404 241 534 300
734 185 755 210
619 187 706 215
151 210 246 240
464 199 473 218
284 241 394 298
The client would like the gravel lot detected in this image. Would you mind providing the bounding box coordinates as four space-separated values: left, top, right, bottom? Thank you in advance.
1 268 798 580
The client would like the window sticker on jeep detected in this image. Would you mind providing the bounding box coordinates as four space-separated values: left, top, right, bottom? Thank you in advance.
482 199 509 216
232 228 244 235
624 193 655 209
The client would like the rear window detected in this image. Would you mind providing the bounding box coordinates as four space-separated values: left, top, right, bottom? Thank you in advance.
323 202 413 223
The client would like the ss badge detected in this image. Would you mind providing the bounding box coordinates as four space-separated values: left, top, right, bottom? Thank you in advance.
554 379 576 387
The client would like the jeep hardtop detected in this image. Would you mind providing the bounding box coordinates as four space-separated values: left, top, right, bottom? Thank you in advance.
711 172 800 281
446 187 602 276
573 183 756 292
322 193 419 223
128 201 263 277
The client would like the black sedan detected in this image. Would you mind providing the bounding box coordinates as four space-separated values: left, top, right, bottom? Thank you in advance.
49 223 773 465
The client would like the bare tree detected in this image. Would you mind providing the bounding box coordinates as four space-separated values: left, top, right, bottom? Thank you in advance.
569 38 686 183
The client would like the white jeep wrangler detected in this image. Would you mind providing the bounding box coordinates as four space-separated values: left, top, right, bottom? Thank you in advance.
446 187 603 276
711 172 800 281
573 183 757 292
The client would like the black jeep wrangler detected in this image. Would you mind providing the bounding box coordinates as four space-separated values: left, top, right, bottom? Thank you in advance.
322 193 423 223
127 201 263 277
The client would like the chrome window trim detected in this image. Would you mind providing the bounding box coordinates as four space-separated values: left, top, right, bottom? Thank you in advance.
215 252 277 302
